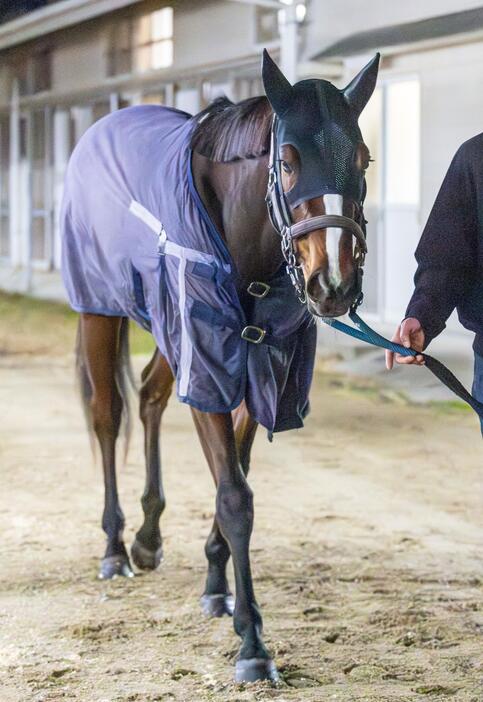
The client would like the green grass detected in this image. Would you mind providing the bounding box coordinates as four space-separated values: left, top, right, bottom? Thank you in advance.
0 291 155 356
427 399 472 414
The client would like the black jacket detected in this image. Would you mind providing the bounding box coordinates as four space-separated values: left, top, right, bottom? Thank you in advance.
406 134 483 355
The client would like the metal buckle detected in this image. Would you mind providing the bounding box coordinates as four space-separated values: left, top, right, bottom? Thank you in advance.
241 326 266 344
247 281 270 299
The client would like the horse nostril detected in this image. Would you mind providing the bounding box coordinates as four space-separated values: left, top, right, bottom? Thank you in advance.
337 272 356 298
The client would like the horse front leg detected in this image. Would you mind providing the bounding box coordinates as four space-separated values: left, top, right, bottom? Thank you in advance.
191 409 277 684
131 350 173 570
200 402 258 618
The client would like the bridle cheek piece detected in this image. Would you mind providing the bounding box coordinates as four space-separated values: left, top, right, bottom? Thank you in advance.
265 115 368 308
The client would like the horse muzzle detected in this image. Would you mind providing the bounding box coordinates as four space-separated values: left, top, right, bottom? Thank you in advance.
288 213 367 316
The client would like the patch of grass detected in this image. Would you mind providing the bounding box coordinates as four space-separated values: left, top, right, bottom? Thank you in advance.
0 291 155 356
427 399 472 415
129 322 156 356
317 369 409 406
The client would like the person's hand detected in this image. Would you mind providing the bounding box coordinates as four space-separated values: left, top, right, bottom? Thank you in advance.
385 318 425 370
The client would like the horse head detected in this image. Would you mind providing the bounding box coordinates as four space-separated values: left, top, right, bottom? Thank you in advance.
262 50 379 317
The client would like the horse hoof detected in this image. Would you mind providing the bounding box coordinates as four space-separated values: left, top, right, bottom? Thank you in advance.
131 539 163 571
200 593 234 618
235 657 279 684
98 555 134 580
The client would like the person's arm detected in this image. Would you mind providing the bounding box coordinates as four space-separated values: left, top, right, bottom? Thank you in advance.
387 143 477 369
406 143 477 343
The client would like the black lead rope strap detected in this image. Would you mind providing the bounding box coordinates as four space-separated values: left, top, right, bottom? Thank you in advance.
323 310 483 419
351 310 483 418
420 355 483 417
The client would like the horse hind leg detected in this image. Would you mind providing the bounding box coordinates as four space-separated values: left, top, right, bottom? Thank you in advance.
131 350 173 571
78 313 133 579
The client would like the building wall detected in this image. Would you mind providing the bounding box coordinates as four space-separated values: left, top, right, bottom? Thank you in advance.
338 37 483 329
405 41 483 219
52 24 106 93
1 1 260 104
174 1 256 70
0 0 479 347
45 1 257 98
306 0 483 57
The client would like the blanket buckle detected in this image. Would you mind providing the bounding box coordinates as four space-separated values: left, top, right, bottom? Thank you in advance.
241 326 266 344
247 281 270 298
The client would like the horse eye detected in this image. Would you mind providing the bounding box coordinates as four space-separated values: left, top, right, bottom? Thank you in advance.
281 161 293 175
354 145 370 172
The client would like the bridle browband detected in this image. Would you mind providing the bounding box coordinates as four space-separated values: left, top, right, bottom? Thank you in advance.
265 115 368 306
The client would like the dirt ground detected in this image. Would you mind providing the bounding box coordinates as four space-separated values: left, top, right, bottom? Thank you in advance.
0 346 482 702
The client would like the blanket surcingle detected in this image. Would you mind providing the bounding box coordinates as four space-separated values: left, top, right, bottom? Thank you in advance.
61 105 316 436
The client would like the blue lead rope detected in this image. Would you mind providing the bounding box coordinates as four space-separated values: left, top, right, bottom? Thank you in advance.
321 309 483 419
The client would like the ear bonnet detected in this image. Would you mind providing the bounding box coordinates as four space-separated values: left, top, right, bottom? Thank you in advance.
262 51 380 207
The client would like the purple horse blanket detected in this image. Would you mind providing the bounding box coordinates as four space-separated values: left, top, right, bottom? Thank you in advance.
61 105 316 435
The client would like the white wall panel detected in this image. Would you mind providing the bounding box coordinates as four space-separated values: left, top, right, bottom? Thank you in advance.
307 0 483 57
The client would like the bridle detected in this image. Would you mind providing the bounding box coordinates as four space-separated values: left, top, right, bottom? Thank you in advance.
265 115 368 307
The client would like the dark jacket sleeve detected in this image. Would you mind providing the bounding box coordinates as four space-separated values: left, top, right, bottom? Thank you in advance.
405 143 477 346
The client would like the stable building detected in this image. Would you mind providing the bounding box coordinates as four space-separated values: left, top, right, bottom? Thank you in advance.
0 0 481 351
0 0 290 298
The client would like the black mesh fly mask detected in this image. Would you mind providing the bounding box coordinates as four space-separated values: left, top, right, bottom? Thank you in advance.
262 51 380 306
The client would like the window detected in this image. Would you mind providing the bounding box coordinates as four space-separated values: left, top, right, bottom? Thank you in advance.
136 7 173 71
107 7 173 77
17 48 52 95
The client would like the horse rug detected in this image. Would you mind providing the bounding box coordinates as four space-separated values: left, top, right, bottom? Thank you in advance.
61 105 316 436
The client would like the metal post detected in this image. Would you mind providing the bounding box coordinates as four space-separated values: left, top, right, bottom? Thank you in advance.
53 108 70 270
9 79 20 267
109 92 120 112
279 1 299 84
25 110 33 295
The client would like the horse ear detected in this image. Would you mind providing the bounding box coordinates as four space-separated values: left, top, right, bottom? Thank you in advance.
262 49 294 117
343 53 380 117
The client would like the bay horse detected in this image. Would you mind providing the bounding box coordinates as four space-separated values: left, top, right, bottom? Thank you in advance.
61 50 379 682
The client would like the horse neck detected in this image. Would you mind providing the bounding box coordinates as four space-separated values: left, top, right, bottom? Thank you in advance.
192 152 283 289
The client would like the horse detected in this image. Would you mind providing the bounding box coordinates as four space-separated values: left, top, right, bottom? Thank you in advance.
60 50 379 683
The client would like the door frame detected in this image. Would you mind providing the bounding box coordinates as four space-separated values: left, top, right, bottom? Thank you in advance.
378 73 421 323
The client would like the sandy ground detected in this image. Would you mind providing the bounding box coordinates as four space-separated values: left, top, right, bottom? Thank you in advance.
0 353 482 702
